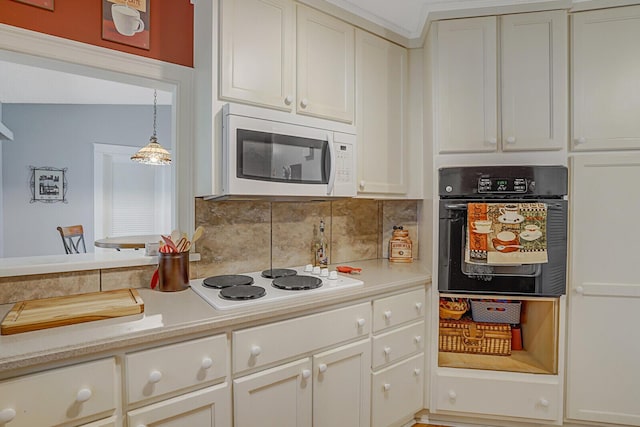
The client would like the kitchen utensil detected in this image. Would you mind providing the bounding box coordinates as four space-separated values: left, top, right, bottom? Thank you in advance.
150 269 159 289
494 244 523 251
161 235 178 252
336 265 362 274
170 229 181 245
191 226 204 244
175 237 188 252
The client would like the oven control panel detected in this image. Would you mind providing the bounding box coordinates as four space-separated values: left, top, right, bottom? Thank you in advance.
478 177 529 193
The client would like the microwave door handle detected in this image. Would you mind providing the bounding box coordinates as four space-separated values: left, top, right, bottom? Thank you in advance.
326 133 336 195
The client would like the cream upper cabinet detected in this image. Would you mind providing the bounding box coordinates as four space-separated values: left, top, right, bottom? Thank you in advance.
355 29 408 195
572 5 640 151
296 4 355 123
220 0 294 111
501 11 566 151
434 11 567 153
566 153 640 426
434 16 498 153
220 0 354 123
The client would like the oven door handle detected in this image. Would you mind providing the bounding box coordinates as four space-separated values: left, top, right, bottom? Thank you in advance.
444 203 468 211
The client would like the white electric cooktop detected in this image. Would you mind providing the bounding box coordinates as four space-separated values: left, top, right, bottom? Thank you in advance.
190 265 364 310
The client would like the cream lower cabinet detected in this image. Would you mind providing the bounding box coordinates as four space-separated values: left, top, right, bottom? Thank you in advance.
566 153 640 426
232 302 371 427
0 358 117 427
433 10 566 153
371 289 426 427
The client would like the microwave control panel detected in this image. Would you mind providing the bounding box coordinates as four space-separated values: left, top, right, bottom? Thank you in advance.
335 143 353 184
478 177 529 194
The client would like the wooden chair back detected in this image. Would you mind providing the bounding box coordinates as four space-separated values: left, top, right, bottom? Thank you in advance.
57 225 87 254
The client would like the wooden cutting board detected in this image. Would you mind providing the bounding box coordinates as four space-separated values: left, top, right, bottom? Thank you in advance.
1 288 144 335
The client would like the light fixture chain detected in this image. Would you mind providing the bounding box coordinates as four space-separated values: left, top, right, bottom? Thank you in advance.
153 89 157 138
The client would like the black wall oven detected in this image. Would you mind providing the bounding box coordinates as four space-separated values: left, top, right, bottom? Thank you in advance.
438 165 568 297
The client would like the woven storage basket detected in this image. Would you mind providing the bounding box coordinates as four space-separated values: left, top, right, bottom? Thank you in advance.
439 319 512 356
470 300 521 324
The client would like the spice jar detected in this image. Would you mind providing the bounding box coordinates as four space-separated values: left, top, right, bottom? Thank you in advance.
389 225 413 263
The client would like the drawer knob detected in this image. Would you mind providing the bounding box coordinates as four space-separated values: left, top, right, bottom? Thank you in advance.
539 398 549 407
506 136 516 144
415 302 423 312
250 345 262 357
318 363 328 374
383 346 392 356
0 408 16 423
575 136 586 144
302 369 311 379
383 383 391 391
575 286 584 295
300 98 309 108
148 370 163 384
359 181 366 190
284 95 293 105
356 318 366 327
413 368 421 376
201 357 213 369
383 310 392 320
487 137 497 145
76 388 92 403
448 390 457 400
414 335 422 344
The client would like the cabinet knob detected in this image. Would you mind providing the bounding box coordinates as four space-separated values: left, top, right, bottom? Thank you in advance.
318 363 328 374
148 370 162 384
506 136 516 144
383 346 392 356
0 408 16 423
250 345 262 357
383 383 391 391
359 180 365 190
201 357 213 369
575 286 584 295
356 318 366 327
75 388 92 403
302 369 311 379
415 302 423 312
575 136 586 144
413 368 421 376
448 390 457 400
383 310 392 320
300 98 309 108
487 138 497 145
414 335 422 344
284 95 293 105
539 398 549 407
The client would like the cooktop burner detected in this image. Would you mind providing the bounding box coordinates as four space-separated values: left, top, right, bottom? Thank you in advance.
261 268 297 279
272 275 322 290
219 285 266 300
202 274 254 289
190 265 364 311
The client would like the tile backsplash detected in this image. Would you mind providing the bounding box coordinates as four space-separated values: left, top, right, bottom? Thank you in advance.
195 198 419 277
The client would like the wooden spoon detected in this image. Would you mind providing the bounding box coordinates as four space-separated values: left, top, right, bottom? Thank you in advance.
191 226 204 244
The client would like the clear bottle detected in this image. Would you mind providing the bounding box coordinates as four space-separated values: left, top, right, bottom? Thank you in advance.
313 219 329 267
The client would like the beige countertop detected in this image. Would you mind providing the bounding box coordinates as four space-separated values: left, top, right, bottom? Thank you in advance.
0 259 430 375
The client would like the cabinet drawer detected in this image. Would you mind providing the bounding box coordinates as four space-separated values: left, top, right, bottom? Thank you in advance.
233 302 370 373
371 353 424 427
126 334 228 404
372 288 425 332
434 371 560 421
0 358 116 427
372 321 424 369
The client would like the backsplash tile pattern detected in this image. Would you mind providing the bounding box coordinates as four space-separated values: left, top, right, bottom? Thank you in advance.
194 198 419 276
101 265 158 291
0 271 100 304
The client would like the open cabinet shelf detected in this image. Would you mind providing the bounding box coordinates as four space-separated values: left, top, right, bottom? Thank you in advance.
438 294 560 375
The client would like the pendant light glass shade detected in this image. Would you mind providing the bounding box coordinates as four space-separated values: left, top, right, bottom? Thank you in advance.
131 90 171 165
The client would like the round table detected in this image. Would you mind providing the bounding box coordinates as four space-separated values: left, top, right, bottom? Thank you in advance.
94 235 162 250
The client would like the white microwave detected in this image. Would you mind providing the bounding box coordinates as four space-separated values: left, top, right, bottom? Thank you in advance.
222 104 356 198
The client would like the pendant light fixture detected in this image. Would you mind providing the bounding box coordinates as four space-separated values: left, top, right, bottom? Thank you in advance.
131 89 171 165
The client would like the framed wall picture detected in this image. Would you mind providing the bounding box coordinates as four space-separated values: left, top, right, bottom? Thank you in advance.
30 166 68 203
12 0 54 11
102 0 150 50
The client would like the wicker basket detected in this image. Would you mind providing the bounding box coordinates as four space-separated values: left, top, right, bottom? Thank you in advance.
439 319 512 356
439 306 466 320
470 300 521 324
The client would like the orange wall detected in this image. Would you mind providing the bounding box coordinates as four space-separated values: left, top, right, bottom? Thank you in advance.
0 0 194 67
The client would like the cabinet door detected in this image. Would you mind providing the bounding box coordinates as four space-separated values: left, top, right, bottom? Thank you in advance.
435 17 497 153
233 358 312 427
572 6 640 150
355 29 408 195
567 154 640 426
313 339 371 427
501 10 567 151
297 5 354 123
220 0 294 111
127 383 231 427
